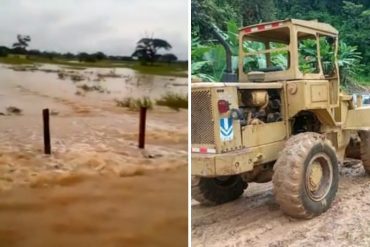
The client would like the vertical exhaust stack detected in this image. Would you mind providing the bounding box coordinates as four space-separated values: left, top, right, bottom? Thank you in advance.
209 25 237 82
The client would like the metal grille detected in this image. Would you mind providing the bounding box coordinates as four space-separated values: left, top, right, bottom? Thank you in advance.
191 90 214 144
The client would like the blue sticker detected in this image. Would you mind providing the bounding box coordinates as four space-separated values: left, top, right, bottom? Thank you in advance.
220 117 233 141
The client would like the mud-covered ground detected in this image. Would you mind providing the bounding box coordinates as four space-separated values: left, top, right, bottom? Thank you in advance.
0 64 188 246
192 160 370 247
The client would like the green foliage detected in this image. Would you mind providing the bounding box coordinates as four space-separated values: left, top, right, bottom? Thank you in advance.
191 21 239 81
191 0 242 40
298 37 363 84
0 47 9 57
298 39 320 74
12 34 31 54
192 0 370 85
132 38 172 65
338 42 363 85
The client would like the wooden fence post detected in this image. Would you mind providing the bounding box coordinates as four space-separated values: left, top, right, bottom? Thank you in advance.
138 107 147 149
43 108 51 154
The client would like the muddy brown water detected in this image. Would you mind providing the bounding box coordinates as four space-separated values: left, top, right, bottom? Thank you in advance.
0 62 188 247
0 64 186 109
0 167 187 247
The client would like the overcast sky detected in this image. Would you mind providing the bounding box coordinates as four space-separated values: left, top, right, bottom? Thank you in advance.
0 0 188 60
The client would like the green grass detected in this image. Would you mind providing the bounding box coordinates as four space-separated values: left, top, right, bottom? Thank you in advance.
0 56 34 65
131 63 187 77
0 55 187 77
355 74 370 86
156 93 188 111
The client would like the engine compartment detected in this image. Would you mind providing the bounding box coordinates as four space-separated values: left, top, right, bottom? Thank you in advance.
237 89 283 125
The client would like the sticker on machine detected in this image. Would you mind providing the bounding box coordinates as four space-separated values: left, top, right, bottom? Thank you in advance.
220 117 234 141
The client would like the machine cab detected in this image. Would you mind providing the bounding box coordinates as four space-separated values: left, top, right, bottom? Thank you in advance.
238 19 340 89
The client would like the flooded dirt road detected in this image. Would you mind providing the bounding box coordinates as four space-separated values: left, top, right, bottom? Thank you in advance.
0 63 188 246
192 161 370 247
0 167 187 247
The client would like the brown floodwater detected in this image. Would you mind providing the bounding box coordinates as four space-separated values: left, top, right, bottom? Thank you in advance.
0 166 187 247
0 64 187 112
0 62 188 247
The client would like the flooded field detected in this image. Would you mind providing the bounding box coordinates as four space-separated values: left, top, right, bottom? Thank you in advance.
0 64 187 115
0 63 188 246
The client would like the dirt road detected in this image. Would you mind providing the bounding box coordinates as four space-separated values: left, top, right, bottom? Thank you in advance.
192 161 370 247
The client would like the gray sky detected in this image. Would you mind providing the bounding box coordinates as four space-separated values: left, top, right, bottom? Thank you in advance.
0 0 188 60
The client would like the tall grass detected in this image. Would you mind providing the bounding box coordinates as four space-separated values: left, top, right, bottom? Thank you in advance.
115 97 153 111
156 93 188 111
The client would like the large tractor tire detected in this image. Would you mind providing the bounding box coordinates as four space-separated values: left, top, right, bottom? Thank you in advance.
272 132 339 219
359 130 370 174
192 175 247 206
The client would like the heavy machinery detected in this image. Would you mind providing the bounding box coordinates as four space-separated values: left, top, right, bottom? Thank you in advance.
191 19 370 219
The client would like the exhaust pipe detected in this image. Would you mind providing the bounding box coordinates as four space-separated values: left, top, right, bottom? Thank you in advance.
209 24 237 82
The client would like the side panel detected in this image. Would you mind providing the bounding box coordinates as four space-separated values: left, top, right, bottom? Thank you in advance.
192 141 285 176
211 87 243 153
287 80 330 118
242 122 287 148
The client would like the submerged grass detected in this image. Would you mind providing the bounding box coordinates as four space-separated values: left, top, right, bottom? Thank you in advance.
6 106 23 115
156 93 188 111
77 84 106 93
115 94 188 111
0 55 187 77
62 66 87 70
115 97 153 111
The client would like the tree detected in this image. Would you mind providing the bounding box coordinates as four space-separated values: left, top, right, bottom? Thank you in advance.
12 34 31 54
92 51 106 60
0 46 9 57
131 38 172 65
63 52 75 60
77 52 97 62
158 53 178 64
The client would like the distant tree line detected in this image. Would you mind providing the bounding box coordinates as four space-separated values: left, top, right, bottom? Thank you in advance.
192 0 370 79
0 45 134 62
0 34 181 64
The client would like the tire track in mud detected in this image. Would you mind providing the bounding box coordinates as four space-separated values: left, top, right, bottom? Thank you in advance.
192 162 370 247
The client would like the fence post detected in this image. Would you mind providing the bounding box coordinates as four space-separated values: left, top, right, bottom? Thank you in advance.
138 107 147 149
43 108 51 154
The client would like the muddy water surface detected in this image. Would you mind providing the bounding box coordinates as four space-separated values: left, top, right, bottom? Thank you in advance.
0 167 187 247
0 63 188 246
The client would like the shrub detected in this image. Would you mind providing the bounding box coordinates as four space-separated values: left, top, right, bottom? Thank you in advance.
156 93 188 111
115 97 153 111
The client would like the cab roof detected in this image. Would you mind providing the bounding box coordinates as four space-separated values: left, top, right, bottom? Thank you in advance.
239 19 338 36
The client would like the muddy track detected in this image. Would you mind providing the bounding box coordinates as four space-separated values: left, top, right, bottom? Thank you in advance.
192 161 370 247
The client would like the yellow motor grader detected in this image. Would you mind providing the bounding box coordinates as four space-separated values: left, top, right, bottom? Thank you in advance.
191 19 370 218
